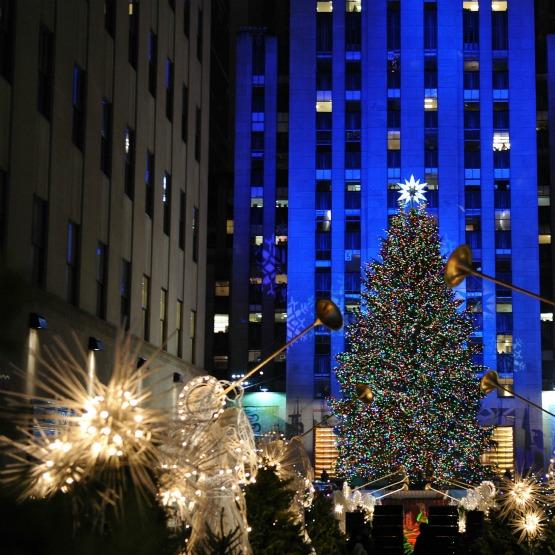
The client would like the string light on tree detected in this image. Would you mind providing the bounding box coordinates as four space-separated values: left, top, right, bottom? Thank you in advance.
330 205 493 484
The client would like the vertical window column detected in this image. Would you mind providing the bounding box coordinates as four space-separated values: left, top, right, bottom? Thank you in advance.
96 242 107 319
72 65 86 150
31 195 48 288
38 25 54 119
66 221 80 305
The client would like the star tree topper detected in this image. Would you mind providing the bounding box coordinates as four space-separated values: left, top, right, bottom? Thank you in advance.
397 174 428 207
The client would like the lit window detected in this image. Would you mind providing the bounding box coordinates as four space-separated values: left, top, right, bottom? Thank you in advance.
276 274 288 284
493 132 510 151
317 1 333 12
497 377 514 397
253 235 263 246
541 312 553 322
482 426 514 474
424 97 438 111
463 1 479 11
346 182 361 192
248 350 261 362
213 355 228 369
276 235 288 245
491 1 507 11
215 281 230 296
214 314 229 333
345 0 361 11
316 100 332 112
496 334 512 354
387 131 400 150
249 312 262 323
495 209 511 231
275 312 287 323
250 276 262 285
496 303 512 313
226 220 234 234
539 234 551 245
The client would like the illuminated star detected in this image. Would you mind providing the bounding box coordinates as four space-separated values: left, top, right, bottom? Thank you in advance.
397 175 428 206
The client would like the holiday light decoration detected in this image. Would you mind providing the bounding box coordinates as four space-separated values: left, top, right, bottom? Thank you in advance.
1 335 164 507
258 436 315 521
497 472 544 519
397 174 428 206
330 206 493 484
159 375 258 554
510 509 546 544
458 481 496 512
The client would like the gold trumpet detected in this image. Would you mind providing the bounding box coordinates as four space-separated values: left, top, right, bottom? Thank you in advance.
224 299 343 394
445 244 555 308
480 369 555 418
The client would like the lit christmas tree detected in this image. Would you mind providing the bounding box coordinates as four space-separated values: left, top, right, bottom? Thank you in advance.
330 184 493 485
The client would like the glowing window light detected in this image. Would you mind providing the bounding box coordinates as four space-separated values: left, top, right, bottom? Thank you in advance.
463 1 479 11
317 1 333 12
316 100 332 112
424 97 438 111
493 132 510 151
491 1 507 11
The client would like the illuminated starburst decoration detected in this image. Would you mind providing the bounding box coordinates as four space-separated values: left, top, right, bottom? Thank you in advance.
1 334 165 511
497 473 543 519
510 509 546 544
397 174 428 206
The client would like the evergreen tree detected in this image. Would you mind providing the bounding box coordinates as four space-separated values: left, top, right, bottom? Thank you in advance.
305 492 347 554
330 206 493 485
245 467 311 555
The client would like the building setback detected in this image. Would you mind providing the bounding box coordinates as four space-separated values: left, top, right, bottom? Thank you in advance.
231 0 545 471
0 0 211 407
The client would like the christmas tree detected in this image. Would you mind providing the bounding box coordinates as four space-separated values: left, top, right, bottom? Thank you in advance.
330 202 493 485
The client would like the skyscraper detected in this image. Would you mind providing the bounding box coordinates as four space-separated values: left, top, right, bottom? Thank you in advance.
231 0 545 471
0 0 211 405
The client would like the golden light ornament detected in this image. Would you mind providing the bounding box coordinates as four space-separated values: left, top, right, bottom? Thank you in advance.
511 509 546 544
0 333 166 510
497 473 543 519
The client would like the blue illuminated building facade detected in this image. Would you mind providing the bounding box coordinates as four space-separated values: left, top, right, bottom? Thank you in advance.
231 1 545 470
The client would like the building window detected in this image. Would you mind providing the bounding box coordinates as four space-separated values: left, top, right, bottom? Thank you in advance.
482 426 514 474
317 1 333 12
0 0 14 82
189 309 196 364
176 299 183 357
145 150 154 217
316 12 333 52
31 195 48 288
148 31 157 96
315 267 331 298
465 215 481 249
183 0 190 37
345 9 361 51
124 127 135 199
168 0 175 11
194 107 201 161
128 0 138 68
196 9 203 62
215 281 230 296
165 58 174 121
66 221 80 305
423 5 437 50
387 130 400 150
120 259 131 328
162 172 171 235
72 64 86 150
387 4 400 51
179 190 186 249
160 288 168 347
214 314 229 333
492 10 508 50
104 0 115 36
37 25 54 119
192 206 199 262
463 4 479 50
465 186 481 209
96 242 107 319
100 99 112 176
182 83 188 142
497 333 512 354
141 274 150 341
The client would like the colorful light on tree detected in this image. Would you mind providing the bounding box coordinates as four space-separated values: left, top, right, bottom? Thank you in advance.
329 205 493 484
